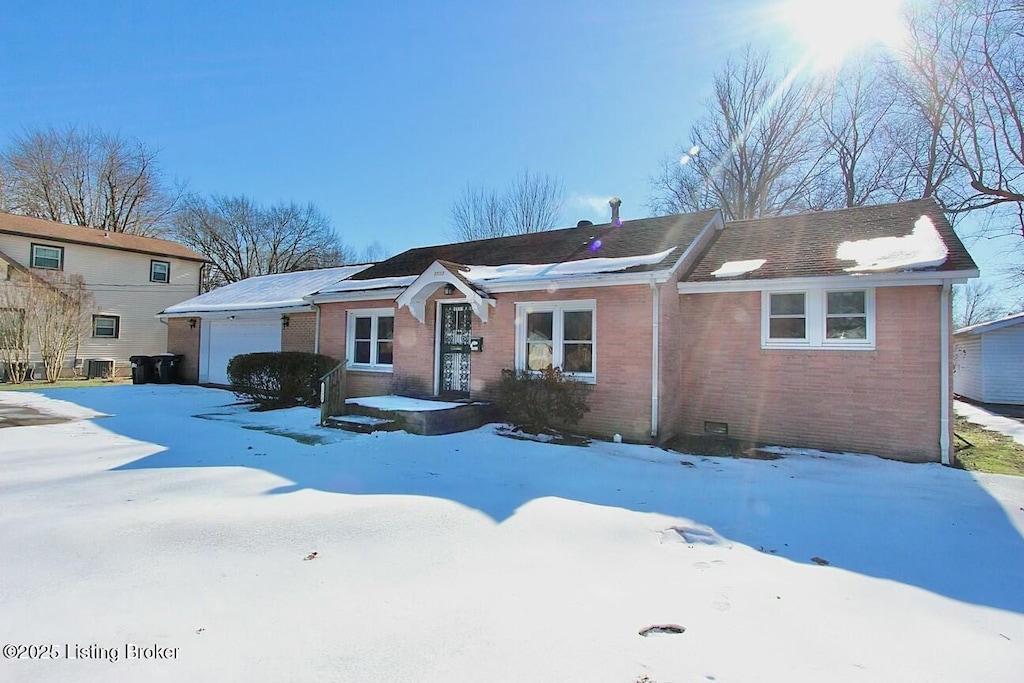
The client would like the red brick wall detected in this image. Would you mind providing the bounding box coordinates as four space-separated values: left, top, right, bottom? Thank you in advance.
317 285 657 441
167 318 200 383
281 312 316 353
677 286 943 462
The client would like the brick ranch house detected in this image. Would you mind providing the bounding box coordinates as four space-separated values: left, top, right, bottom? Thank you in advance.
164 198 978 464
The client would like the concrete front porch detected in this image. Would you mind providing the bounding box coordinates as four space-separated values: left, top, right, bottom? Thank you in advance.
325 395 496 435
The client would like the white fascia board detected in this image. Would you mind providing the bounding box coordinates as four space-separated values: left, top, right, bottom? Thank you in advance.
305 287 406 304
158 304 314 320
677 269 980 294
665 212 725 277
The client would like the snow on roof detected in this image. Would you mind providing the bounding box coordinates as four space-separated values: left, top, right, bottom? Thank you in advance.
711 259 767 278
836 215 948 273
955 310 1024 336
460 248 677 284
315 275 418 294
162 265 372 314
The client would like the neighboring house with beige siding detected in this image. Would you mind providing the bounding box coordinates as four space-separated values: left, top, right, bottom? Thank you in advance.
0 212 207 378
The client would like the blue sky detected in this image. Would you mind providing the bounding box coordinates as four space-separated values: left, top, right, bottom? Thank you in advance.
0 0 1018 297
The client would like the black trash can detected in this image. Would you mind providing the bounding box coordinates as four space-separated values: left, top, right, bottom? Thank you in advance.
129 355 155 384
154 353 183 384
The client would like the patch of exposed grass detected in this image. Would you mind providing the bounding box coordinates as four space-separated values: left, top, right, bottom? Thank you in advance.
954 415 1024 477
0 377 131 391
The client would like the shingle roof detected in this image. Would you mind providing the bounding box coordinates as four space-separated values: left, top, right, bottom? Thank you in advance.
351 209 721 281
687 198 977 282
0 212 209 263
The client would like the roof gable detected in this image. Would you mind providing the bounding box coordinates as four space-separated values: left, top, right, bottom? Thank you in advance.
686 199 977 282
0 212 209 263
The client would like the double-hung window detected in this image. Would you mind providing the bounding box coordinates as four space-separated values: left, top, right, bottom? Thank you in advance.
516 301 596 381
150 260 170 283
93 315 120 339
31 244 64 270
347 309 394 370
763 289 873 349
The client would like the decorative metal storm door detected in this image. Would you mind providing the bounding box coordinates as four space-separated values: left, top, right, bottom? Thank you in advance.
439 303 472 397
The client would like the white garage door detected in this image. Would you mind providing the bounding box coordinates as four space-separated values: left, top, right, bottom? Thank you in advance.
206 319 282 385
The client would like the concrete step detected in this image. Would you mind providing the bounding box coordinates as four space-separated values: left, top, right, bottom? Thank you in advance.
323 414 401 434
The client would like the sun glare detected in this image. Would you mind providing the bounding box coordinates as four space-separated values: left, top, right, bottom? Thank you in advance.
781 0 906 68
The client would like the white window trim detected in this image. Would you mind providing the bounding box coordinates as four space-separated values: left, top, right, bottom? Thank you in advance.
346 308 395 372
761 288 874 350
514 300 597 383
92 315 120 339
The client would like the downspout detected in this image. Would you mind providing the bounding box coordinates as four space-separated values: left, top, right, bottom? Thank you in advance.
313 303 321 355
939 282 952 465
651 279 660 439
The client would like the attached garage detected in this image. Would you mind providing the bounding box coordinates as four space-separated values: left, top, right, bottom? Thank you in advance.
158 265 372 384
202 318 282 385
954 312 1024 405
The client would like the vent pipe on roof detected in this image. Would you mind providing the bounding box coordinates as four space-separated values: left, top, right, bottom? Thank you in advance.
609 197 622 226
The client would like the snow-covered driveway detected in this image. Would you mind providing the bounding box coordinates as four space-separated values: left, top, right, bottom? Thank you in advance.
1 386 1022 682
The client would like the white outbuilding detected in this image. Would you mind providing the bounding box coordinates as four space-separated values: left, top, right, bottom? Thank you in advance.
953 311 1024 405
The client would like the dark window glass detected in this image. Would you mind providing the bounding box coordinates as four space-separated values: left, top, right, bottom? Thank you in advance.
563 343 593 373
563 310 592 341
827 291 865 315
826 317 867 339
355 317 371 340
769 318 806 339
378 316 394 340
526 312 553 341
770 293 805 316
355 340 371 364
377 341 394 365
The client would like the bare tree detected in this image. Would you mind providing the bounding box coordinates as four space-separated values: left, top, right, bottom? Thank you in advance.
355 240 391 263
31 273 92 382
0 268 92 382
816 67 902 208
953 279 1008 328
1 125 179 236
649 48 827 220
174 194 353 290
0 270 33 383
941 1 1024 228
449 171 564 241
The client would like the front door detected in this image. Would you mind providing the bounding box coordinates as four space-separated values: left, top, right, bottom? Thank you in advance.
439 303 472 397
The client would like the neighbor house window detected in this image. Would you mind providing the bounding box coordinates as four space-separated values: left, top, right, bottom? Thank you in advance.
347 309 394 370
92 315 120 339
762 289 874 349
31 244 64 270
0 308 25 349
516 301 596 381
150 260 170 283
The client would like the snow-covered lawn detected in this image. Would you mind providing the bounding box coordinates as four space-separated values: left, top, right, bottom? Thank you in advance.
1 386 1023 682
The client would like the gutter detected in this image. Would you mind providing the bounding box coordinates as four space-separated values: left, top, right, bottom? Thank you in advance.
940 282 952 465
650 278 660 438
314 303 321 355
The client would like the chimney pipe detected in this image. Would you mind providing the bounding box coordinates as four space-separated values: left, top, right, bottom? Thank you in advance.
609 197 622 226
